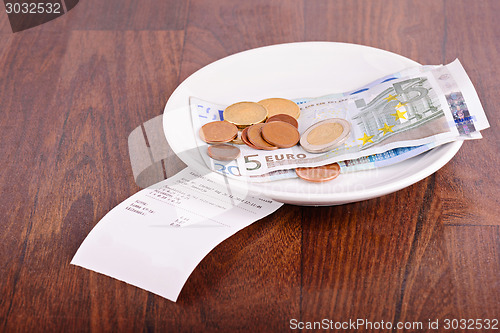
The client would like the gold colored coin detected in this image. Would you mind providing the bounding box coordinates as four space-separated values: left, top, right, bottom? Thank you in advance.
300 118 351 153
307 122 344 145
258 98 300 119
261 121 300 148
295 163 341 183
199 121 238 143
223 102 268 128
246 123 278 150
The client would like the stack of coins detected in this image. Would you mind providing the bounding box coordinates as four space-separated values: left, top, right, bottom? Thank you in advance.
221 98 301 151
245 123 278 150
199 97 350 183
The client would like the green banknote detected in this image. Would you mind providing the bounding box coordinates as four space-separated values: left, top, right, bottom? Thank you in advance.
190 60 488 180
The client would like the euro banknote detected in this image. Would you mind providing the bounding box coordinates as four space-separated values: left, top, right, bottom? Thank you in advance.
190 59 488 181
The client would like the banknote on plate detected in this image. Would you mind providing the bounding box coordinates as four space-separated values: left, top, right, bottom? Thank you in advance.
190 60 489 182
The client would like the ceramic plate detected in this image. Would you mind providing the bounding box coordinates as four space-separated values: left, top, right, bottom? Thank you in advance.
163 42 461 205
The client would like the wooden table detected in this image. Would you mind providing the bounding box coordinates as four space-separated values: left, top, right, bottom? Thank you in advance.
1 1 498 331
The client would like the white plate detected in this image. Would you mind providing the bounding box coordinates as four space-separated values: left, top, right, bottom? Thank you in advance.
163 42 461 205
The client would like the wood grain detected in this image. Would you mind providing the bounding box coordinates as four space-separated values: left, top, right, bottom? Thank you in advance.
0 6 11 33
304 0 447 63
436 0 500 226
301 176 442 322
0 0 498 331
180 0 305 81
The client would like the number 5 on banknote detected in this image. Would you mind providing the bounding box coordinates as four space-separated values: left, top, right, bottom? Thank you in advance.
244 154 261 171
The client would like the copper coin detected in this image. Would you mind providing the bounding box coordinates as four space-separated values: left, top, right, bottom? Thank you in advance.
266 114 299 128
246 123 278 150
223 102 268 128
199 121 238 143
207 144 241 161
231 130 245 145
241 126 260 149
295 163 341 182
258 98 300 119
261 121 300 148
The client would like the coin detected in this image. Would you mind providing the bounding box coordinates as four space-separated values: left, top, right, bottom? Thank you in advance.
199 121 238 143
261 121 300 148
231 130 245 145
300 118 351 153
266 114 299 128
223 102 268 128
207 143 241 161
241 126 260 149
295 163 341 182
246 123 278 150
258 98 300 119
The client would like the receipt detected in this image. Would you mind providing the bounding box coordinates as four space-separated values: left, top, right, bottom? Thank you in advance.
71 167 283 301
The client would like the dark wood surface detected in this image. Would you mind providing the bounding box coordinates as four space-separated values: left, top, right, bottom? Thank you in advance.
1 1 499 332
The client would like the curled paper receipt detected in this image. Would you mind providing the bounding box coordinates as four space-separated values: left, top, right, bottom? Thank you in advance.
71 167 283 301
